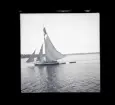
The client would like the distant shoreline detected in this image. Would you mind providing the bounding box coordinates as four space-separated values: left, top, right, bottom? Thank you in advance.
21 52 100 58
65 52 100 55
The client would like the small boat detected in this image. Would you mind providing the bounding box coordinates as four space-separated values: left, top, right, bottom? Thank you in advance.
26 27 64 66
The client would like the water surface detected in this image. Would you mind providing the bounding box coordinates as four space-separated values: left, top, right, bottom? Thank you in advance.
21 54 100 92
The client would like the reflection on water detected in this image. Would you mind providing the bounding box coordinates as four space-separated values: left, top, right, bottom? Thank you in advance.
21 54 100 92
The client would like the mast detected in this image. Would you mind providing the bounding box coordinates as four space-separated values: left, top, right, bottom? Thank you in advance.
43 26 46 61
36 26 46 62
43 27 46 54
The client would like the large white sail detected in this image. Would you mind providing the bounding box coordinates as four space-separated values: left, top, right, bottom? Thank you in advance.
45 35 64 62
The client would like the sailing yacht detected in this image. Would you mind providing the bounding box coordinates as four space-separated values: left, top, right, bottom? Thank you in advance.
26 27 64 66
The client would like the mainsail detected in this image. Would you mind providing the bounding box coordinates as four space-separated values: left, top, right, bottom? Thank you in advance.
26 49 36 63
45 35 64 62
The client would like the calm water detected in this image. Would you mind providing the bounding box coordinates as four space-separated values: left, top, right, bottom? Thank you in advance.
21 54 100 93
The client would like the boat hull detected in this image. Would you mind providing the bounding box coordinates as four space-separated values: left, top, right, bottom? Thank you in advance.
34 62 59 66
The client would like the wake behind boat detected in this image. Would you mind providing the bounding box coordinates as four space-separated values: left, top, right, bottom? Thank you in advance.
26 27 64 66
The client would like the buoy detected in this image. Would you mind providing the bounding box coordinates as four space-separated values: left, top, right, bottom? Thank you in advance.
70 61 76 63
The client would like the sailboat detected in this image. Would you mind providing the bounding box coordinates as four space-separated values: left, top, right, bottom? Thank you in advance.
26 27 64 66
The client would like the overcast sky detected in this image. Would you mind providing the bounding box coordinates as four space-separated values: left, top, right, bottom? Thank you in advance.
21 13 99 54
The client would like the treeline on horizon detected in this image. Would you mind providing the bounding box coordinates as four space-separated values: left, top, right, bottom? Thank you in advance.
21 54 39 58
21 52 99 58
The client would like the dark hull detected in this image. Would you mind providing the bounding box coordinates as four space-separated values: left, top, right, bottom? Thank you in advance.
34 62 59 66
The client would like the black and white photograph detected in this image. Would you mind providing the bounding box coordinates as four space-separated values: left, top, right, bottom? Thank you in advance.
21 13 100 93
